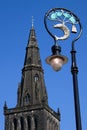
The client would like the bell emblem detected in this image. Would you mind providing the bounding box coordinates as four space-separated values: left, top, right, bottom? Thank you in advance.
72 24 77 33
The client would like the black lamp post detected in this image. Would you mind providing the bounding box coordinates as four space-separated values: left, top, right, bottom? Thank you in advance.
44 8 82 130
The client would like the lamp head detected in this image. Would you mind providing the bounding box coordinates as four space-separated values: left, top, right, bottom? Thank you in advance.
46 45 68 71
46 54 68 71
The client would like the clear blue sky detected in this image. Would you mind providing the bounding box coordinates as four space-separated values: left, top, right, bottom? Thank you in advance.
0 0 87 130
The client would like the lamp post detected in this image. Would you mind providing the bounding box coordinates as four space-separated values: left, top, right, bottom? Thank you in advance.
44 8 82 130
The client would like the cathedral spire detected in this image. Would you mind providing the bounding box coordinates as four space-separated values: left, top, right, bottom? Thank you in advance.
17 25 48 107
4 22 60 130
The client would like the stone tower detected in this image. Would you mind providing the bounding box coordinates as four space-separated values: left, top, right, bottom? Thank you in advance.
4 24 60 130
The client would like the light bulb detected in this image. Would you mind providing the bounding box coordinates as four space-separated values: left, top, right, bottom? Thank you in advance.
50 57 64 71
46 54 68 72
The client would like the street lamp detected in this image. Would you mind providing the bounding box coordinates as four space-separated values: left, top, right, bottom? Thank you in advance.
44 8 82 130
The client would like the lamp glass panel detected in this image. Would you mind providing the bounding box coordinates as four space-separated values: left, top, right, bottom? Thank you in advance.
50 57 64 71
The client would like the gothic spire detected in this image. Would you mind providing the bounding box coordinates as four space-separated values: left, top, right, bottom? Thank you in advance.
4 22 60 130
17 24 48 107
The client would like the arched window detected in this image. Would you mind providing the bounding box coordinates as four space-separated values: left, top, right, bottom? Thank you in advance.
35 117 38 130
27 116 31 130
20 117 24 130
24 93 30 105
13 118 17 130
34 74 39 82
25 94 30 103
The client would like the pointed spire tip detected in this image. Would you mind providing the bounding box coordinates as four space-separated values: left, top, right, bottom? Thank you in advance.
4 101 7 109
32 16 34 28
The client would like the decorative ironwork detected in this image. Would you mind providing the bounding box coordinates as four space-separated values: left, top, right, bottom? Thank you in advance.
44 8 81 42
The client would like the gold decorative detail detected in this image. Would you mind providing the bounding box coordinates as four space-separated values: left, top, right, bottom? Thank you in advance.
53 24 70 40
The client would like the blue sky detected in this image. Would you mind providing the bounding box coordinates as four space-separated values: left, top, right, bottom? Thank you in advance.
0 0 87 130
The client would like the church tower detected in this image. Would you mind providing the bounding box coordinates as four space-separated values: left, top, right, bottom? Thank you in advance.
4 23 60 130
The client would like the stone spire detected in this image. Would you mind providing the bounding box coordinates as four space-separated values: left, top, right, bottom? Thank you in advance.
4 22 60 130
17 24 48 107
